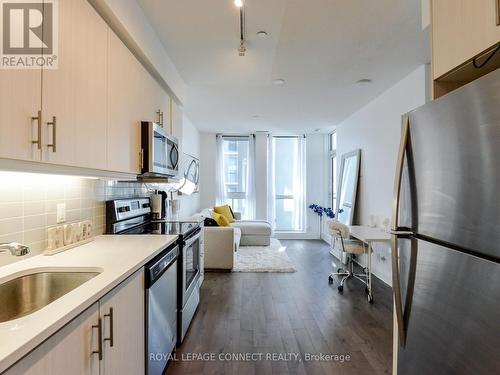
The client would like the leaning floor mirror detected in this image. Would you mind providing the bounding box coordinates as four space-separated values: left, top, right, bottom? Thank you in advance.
336 149 361 225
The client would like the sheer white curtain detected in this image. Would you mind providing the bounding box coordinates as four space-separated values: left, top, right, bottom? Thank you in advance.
267 136 276 228
215 134 226 205
246 136 256 219
293 136 307 231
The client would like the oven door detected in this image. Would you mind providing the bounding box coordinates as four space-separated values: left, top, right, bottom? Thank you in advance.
182 229 201 306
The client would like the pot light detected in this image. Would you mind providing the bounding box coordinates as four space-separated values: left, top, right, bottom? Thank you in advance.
234 0 243 7
272 78 286 85
256 31 269 38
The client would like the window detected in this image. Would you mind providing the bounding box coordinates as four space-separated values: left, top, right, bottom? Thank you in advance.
272 136 306 232
328 131 337 212
221 137 253 218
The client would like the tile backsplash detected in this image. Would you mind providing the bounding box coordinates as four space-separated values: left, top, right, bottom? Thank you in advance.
0 174 104 266
0 173 192 266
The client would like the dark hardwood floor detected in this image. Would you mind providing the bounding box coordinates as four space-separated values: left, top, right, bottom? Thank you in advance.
166 239 393 375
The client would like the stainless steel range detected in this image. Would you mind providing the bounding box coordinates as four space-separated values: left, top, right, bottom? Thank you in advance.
106 197 202 370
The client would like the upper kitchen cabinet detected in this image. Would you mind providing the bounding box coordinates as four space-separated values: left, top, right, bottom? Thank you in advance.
41 0 108 169
107 32 172 174
107 32 144 174
432 0 500 97
0 2 43 163
0 69 42 162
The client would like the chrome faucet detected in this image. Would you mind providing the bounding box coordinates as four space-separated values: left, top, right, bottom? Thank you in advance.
0 243 31 256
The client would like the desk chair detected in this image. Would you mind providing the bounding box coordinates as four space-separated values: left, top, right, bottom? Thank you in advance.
327 220 373 303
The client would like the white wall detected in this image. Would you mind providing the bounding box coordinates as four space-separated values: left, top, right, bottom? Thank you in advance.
325 64 430 285
177 115 201 218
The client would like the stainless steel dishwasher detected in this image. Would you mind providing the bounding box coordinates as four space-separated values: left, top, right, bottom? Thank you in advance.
145 244 179 375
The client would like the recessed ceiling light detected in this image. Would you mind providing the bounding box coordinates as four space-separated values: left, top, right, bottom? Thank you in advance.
272 78 286 86
256 31 269 38
234 0 243 7
356 78 372 86
252 115 260 119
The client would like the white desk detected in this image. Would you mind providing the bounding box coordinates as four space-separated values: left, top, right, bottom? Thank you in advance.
349 225 391 243
348 225 391 301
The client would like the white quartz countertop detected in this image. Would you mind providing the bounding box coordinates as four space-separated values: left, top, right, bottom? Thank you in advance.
0 234 178 373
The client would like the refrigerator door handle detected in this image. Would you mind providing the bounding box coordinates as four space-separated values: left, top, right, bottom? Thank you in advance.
392 234 419 348
391 114 410 347
391 114 410 232
392 234 407 347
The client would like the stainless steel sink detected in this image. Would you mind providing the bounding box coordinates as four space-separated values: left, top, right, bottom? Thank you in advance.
0 271 100 323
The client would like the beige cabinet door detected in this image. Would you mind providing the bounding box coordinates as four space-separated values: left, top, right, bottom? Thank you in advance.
149 77 170 129
107 32 144 174
5 303 100 375
0 68 42 161
69 0 108 169
41 0 108 169
99 270 145 375
432 0 500 78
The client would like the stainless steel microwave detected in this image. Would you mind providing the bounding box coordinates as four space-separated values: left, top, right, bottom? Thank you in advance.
140 122 179 177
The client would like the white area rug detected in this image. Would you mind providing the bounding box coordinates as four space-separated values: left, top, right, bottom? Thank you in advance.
233 238 297 273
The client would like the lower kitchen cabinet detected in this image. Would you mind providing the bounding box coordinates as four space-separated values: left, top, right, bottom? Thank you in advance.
100 270 145 375
5 303 100 375
4 270 145 375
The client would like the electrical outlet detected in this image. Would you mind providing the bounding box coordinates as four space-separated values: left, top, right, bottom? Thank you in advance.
56 203 66 223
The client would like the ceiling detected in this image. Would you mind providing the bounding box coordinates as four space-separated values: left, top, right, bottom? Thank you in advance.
138 0 429 134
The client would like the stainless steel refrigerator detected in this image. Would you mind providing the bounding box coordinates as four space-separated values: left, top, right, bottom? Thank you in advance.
391 68 500 374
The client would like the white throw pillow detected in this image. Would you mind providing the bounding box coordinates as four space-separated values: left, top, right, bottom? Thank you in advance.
200 208 214 218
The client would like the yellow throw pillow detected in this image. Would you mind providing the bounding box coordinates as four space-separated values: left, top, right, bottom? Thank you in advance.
213 205 234 223
212 212 230 227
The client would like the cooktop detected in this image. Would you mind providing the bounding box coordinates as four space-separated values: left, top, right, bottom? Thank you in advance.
121 221 199 236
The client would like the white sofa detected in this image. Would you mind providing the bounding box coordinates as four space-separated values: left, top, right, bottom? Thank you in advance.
192 209 272 270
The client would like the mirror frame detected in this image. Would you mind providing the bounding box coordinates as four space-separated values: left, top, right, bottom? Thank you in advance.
335 149 361 226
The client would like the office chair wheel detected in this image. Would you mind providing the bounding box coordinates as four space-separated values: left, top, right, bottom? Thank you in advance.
367 294 374 303
328 276 334 285
337 285 344 293
337 268 343 273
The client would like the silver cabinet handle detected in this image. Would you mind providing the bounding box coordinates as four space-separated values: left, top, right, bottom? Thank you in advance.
156 110 163 126
104 307 114 347
31 110 42 149
496 0 500 26
92 318 103 360
47 116 56 152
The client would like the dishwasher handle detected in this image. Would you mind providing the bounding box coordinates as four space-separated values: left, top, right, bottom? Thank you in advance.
145 244 179 287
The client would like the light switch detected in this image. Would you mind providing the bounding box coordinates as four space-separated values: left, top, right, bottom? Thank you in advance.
57 203 66 223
